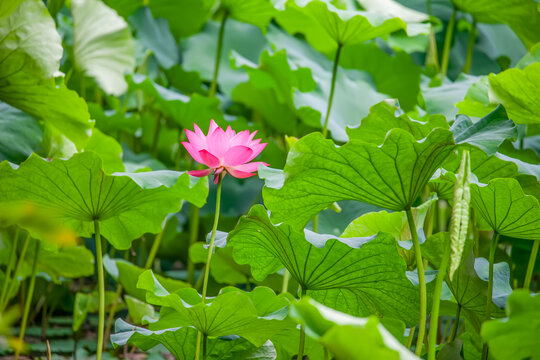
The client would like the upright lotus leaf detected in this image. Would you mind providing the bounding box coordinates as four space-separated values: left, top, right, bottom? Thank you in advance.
481 290 540 360
0 0 92 148
0 152 208 249
275 0 407 56
228 205 420 325
346 101 448 143
456 76 497 118
451 0 540 49
263 129 455 228
488 63 540 125
231 50 317 135
217 0 276 32
0 103 42 163
127 75 225 130
136 271 293 347
471 178 540 240
112 320 276 360
129 7 179 69
290 297 419 360
72 0 135 95
448 151 471 281
150 0 215 38
450 105 517 155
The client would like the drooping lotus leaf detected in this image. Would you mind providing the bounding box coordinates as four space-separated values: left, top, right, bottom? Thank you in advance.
0 152 208 249
112 320 277 360
216 0 276 32
290 297 419 360
471 178 540 240
481 290 540 360
263 129 455 228
275 0 407 56
488 62 540 125
136 271 293 347
0 0 92 149
346 101 448 143
0 103 42 163
72 0 135 96
228 205 420 326
451 0 540 49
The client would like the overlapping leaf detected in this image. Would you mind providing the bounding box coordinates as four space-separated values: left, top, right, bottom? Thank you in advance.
0 0 92 148
72 0 135 95
263 129 455 228
471 178 540 240
228 205 420 325
217 0 276 31
0 152 208 249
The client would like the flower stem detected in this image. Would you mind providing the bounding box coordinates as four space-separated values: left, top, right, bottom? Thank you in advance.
406 207 427 356
188 205 200 285
321 43 343 139
203 333 208 360
427 234 451 360
462 20 477 74
481 232 499 360
297 287 307 360
447 305 461 343
1 232 31 314
209 13 228 97
94 220 105 360
14 240 40 360
201 175 223 302
441 8 457 78
0 228 19 310
523 239 539 290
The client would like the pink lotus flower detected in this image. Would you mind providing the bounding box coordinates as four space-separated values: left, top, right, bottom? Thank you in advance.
182 120 268 183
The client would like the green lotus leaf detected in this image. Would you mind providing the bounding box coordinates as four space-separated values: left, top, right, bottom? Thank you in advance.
263 129 455 228
471 178 540 240
72 0 135 95
290 297 419 360
0 0 92 149
217 0 276 32
481 290 540 360
228 205 420 326
275 0 407 56
124 295 156 325
0 152 208 249
488 62 540 125
0 103 42 163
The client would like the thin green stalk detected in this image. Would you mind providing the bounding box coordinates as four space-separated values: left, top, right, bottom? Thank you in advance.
1 232 31 313
94 220 105 360
481 232 500 360
103 284 123 351
188 205 200 285
321 44 343 139
297 287 307 360
203 333 208 360
0 228 20 309
441 8 457 77
201 175 223 302
145 229 165 270
462 20 477 74
151 113 162 157
447 305 461 343
523 239 539 289
427 235 451 360
209 13 228 97
15 240 40 360
406 326 416 349
324 348 329 360
406 208 427 356
281 269 290 294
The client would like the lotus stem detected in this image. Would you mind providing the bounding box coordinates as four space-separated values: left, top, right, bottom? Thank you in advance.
447 305 461 343
15 240 40 360
321 43 343 139
405 207 427 356
441 8 457 77
188 205 200 285
103 284 123 351
523 239 539 289
1 232 31 314
297 287 307 360
0 228 20 310
406 326 416 349
209 13 228 97
427 235 451 360
203 333 208 360
145 228 165 270
94 220 105 360
281 269 290 294
462 20 477 74
481 232 500 360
